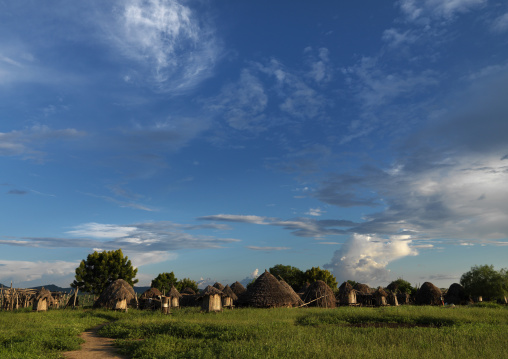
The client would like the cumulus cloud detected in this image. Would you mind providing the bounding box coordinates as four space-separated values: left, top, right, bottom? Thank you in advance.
107 0 220 93
0 259 78 287
324 234 418 285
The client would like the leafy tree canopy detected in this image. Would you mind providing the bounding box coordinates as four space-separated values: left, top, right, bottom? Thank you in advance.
151 272 199 293
387 278 416 294
269 264 305 290
71 249 138 295
303 266 338 290
347 280 358 288
460 265 508 300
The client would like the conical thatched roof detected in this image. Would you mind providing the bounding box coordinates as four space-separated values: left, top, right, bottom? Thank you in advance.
445 283 470 305
230 281 246 296
200 285 223 298
213 282 225 291
339 281 354 293
94 279 137 309
140 287 162 300
301 280 336 308
35 287 52 301
279 279 304 306
415 282 442 305
354 283 371 294
167 285 182 299
238 270 299 308
221 285 238 301
375 287 388 297
181 287 196 295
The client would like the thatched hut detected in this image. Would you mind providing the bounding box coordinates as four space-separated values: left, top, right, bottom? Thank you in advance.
33 287 52 312
301 280 336 308
238 270 300 308
338 282 357 306
140 288 162 310
397 292 411 305
221 285 238 309
94 279 138 311
230 281 247 298
279 279 304 307
167 285 182 308
213 282 225 291
354 283 371 294
200 285 223 312
180 287 199 307
297 282 310 298
444 283 471 305
181 287 196 295
415 282 442 306
387 291 399 306
374 287 388 306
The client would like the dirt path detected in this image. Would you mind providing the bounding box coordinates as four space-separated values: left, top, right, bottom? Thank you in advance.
63 324 129 359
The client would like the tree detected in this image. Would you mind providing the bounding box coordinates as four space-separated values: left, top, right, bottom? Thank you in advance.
71 249 138 295
151 272 178 293
387 278 416 294
460 265 508 300
269 264 305 290
177 278 199 293
303 266 338 290
347 280 358 288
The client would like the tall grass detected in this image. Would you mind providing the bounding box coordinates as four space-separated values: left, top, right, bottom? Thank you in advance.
1 305 507 358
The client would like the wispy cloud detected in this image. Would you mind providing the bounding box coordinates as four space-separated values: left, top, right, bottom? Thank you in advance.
491 12 508 33
398 0 486 23
105 0 220 93
246 246 290 251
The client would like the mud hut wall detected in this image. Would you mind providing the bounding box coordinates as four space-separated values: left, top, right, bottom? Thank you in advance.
171 297 179 308
202 294 222 312
222 296 234 308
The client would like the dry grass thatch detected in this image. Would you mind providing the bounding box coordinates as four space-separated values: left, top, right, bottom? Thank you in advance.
181 287 196 295
230 281 247 297
279 279 304 306
167 285 182 299
94 279 138 309
221 285 238 301
200 285 223 298
415 282 442 305
213 282 225 291
353 283 371 294
238 270 300 308
140 288 162 300
445 283 471 305
301 280 336 308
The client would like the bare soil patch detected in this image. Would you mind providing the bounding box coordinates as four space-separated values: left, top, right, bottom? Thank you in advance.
63 324 129 359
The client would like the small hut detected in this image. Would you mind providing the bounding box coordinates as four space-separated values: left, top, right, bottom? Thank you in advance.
213 282 225 291
374 287 388 306
230 281 247 298
279 279 304 307
301 280 336 308
33 287 52 312
221 285 238 309
238 270 299 308
181 287 196 295
396 292 411 305
167 285 182 308
140 288 163 310
387 291 399 306
200 285 223 312
180 287 198 307
94 279 138 311
338 282 357 306
415 282 442 306
445 283 471 305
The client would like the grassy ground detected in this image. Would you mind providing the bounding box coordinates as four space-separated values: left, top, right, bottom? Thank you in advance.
1 304 507 358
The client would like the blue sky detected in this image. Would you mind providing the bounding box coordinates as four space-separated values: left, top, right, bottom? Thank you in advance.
1 0 507 289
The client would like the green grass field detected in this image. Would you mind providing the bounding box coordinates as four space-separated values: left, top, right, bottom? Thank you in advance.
1 305 507 358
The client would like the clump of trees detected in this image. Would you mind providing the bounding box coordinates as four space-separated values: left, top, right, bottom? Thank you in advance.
387 278 416 295
460 264 508 300
151 272 198 293
269 264 338 290
71 249 138 295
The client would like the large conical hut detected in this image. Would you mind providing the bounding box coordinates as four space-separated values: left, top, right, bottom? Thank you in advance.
167 285 182 308
230 281 246 297
94 279 138 311
338 282 357 306
33 287 52 312
374 287 388 306
221 285 238 309
140 288 162 310
301 280 336 308
213 282 225 291
444 283 471 305
238 270 299 308
415 282 442 306
200 285 223 312
279 279 304 307
354 283 371 294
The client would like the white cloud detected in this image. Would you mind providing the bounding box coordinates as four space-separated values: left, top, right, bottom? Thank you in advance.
382 28 419 47
245 246 290 251
305 208 325 216
0 260 78 286
491 13 508 33
68 223 138 238
107 0 220 93
324 234 418 285
398 0 486 23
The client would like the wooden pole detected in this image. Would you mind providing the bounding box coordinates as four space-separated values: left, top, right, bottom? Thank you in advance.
73 287 79 308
